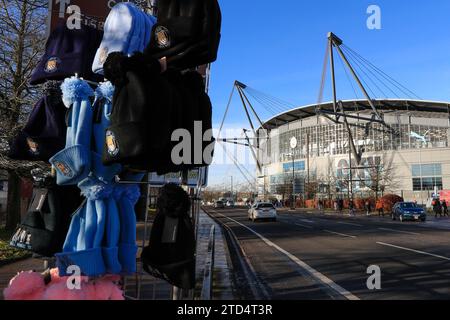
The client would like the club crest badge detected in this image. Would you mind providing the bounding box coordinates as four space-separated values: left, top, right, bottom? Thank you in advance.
44 57 61 73
99 47 109 64
106 130 119 157
155 26 171 49
54 161 73 177
26 138 39 155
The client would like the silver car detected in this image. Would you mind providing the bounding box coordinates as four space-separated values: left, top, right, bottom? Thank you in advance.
248 202 277 222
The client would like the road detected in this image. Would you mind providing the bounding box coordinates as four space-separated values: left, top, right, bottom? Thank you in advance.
204 207 450 300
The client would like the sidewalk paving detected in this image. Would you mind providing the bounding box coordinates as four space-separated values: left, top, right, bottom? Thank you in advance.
0 211 236 300
195 210 234 300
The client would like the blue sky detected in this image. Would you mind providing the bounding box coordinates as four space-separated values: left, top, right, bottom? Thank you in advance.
207 0 450 188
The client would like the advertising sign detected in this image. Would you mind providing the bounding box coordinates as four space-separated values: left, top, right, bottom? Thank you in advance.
149 168 209 188
47 0 120 33
48 0 154 32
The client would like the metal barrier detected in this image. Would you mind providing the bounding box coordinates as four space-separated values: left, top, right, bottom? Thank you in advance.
200 225 215 300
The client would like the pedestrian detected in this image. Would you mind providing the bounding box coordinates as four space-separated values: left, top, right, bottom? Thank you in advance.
365 200 372 217
349 201 355 216
442 200 448 217
338 199 344 214
334 200 338 212
375 201 383 217
318 199 323 213
433 199 442 218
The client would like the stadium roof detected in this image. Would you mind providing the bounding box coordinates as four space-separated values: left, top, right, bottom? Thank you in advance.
261 99 450 130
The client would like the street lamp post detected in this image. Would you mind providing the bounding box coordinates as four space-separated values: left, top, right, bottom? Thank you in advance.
290 137 298 210
230 176 233 202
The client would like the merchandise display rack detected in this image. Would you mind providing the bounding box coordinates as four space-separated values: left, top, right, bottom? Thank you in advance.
11 0 213 301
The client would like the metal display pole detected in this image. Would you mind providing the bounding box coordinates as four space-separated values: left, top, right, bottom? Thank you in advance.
137 175 151 300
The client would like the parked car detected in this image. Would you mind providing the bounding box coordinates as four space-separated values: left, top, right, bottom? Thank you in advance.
214 200 225 209
248 202 277 222
392 202 426 222
226 200 235 208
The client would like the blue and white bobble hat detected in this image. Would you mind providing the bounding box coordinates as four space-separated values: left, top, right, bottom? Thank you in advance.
49 77 94 186
92 3 155 74
56 177 115 277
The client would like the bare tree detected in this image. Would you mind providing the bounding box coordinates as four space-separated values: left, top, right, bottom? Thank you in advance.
366 153 400 201
318 157 339 202
0 0 48 230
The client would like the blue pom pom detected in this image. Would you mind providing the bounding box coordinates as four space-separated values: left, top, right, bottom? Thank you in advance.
95 81 115 102
61 77 95 108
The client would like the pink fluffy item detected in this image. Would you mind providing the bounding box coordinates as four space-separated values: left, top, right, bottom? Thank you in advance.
92 278 124 300
3 271 46 300
3 268 124 300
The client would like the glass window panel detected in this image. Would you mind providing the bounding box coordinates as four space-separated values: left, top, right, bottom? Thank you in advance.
413 178 422 191
412 165 421 177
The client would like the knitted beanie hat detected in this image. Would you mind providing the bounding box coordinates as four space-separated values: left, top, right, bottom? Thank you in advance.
50 78 94 186
141 184 196 290
101 52 174 173
92 3 156 74
9 181 83 257
145 0 222 70
30 22 103 85
56 177 118 277
150 70 215 174
9 95 67 162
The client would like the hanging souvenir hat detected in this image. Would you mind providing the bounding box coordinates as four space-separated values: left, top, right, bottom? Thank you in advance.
8 95 67 162
30 22 103 85
141 184 196 290
101 52 174 173
145 0 222 70
92 3 156 75
49 78 94 186
9 178 83 257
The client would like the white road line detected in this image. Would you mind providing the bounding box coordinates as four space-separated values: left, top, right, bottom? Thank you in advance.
213 211 359 300
377 242 450 261
337 222 363 227
323 230 357 239
295 223 314 229
378 228 421 236
300 219 316 224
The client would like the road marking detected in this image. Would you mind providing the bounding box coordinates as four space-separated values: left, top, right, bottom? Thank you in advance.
337 222 363 227
377 242 450 261
213 211 359 300
295 223 314 229
300 219 316 224
378 228 421 236
323 230 357 239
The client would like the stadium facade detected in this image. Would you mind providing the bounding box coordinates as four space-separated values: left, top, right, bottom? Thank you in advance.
256 99 450 204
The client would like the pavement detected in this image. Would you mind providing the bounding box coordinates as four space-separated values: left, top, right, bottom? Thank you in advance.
0 210 236 300
204 206 450 300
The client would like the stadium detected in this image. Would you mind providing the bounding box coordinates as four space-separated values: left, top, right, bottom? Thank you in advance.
218 33 450 206
256 98 450 205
